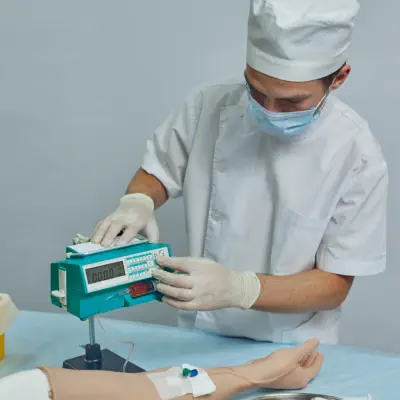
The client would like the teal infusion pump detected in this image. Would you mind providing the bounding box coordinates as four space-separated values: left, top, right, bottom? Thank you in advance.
50 235 172 373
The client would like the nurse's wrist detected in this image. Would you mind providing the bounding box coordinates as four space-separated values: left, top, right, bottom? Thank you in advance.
228 271 261 309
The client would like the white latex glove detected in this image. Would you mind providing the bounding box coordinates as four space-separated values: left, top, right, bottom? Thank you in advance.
152 256 261 311
91 193 159 247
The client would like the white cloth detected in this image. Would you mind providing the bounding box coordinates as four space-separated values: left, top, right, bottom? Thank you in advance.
0 369 50 399
142 80 387 344
0 294 19 335
247 0 360 81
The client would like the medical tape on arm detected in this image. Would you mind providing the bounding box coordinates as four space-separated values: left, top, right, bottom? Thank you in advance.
147 364 216 399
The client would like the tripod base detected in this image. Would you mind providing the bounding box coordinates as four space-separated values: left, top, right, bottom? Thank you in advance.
63 348 144 373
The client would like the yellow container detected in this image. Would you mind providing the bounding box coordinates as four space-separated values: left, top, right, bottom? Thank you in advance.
0 334 4 360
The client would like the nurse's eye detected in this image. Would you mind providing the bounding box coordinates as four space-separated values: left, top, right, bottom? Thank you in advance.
279 98 307 112
246 84 268 105
254 92 268 105
285 98 302 105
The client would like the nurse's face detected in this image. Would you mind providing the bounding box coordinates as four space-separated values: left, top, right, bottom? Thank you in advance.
245 64 350 113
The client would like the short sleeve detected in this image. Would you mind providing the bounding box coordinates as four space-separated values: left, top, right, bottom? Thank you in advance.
316 153 388 276
141 89 204 199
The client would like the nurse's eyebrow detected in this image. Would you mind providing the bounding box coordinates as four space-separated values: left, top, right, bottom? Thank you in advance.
245 72 312 102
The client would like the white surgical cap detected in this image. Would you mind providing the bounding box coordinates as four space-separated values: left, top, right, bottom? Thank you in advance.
246 0 360 82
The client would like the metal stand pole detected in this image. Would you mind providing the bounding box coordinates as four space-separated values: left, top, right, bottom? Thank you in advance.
63 316 144 372
88 316 96 345
84 316 102 365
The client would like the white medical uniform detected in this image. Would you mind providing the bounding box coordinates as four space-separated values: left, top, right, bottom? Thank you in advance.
141 80 387 344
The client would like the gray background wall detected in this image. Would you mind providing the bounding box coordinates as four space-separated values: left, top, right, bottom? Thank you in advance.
0 1 398 352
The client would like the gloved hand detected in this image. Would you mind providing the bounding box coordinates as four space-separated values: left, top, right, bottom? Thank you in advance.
91 193 159 247
152 256 261 311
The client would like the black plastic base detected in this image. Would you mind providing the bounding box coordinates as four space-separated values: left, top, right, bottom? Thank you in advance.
63 349 145 373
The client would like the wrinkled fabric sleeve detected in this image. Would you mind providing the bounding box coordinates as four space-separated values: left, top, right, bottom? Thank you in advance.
317 153 388 276
141 90 204 199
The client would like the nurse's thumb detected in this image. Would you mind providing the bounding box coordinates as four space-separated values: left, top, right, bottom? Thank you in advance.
144 217 159 243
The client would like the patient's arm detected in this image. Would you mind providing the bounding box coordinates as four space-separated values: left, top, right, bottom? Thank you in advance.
0 338 323 400
39 365 251 400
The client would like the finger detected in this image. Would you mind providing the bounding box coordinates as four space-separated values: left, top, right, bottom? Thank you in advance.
152 269 193 289
161 296 196 311
155 256 194 273
298 355 308 367
290 338 320 362
91 218 112 244
298 349 318 367
156 283 195 301
101 223 125 247
303 349 319 368
305 353 324 380
144 218 159 243
114 227 138 247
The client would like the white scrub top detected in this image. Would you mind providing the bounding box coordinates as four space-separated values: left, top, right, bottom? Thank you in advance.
141 80 388 344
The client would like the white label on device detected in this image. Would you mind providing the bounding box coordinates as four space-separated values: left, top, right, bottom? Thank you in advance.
68 237 148 255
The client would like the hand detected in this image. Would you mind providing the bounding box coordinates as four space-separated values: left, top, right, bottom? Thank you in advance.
152 256 261 311
242 338 324 390
91 193 159 247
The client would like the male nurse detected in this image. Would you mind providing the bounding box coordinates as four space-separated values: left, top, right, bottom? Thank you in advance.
92 0 388 344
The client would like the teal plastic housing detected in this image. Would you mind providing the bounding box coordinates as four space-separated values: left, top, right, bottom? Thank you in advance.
50 242 172 321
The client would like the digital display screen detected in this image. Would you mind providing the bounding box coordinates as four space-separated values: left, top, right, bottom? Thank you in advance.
86 261 126 284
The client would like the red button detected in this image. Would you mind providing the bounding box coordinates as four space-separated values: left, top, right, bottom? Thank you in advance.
129 281 155 298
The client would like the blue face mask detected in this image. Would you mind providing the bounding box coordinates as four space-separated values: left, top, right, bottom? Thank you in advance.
246 89 329 137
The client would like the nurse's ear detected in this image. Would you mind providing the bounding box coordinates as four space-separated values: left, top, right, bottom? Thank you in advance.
324 64 352 91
